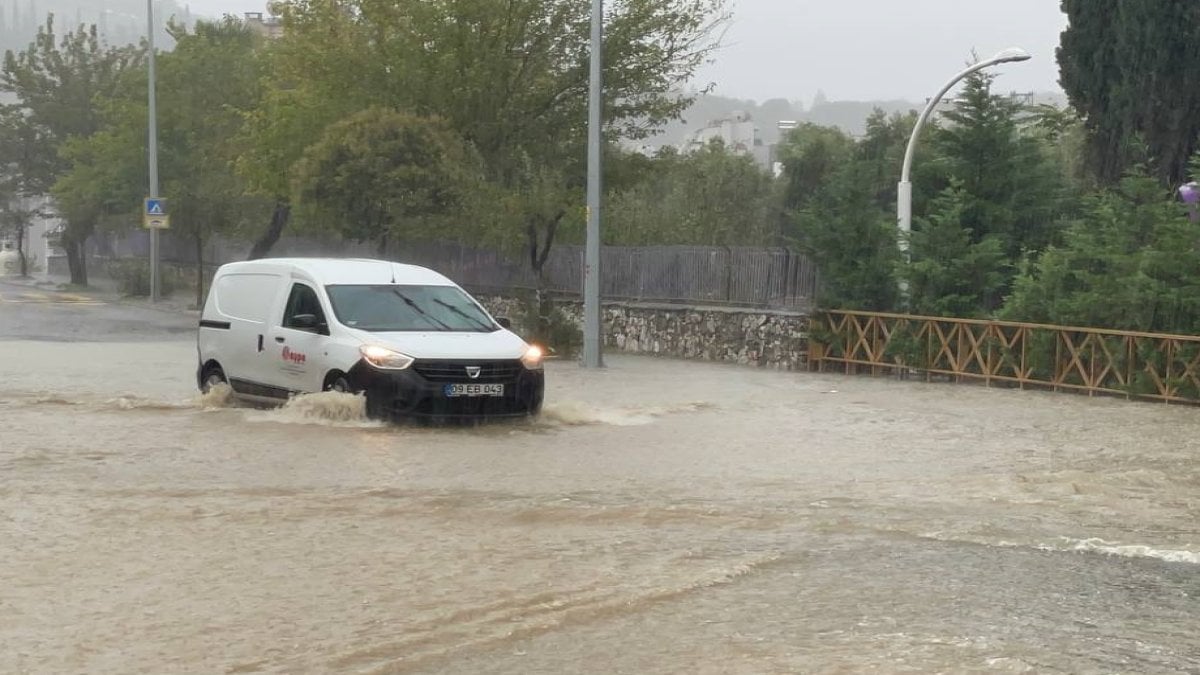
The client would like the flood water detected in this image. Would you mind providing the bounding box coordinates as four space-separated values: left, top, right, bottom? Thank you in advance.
2 337 1199 673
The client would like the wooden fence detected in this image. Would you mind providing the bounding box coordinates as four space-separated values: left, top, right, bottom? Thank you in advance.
808 309 1200 404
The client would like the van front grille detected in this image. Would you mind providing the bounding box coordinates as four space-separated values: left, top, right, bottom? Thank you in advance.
412 360 523 383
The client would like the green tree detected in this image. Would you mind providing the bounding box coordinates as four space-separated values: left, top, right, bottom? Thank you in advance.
777 123 854 212
777 121 903 311
53 17 267 304
933 70 1070 263
155 18 266 305
1059 0 1200 185
605 140 777 246
902 182 1009 317
292 107 480 255
855 110 924 211
240 0 728 262
0 105 45 276
1 17 143 285
1026 103 1091 192
1002 170 1200 333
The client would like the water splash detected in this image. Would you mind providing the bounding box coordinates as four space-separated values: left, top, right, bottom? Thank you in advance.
194 382 235 410
244 390 385 429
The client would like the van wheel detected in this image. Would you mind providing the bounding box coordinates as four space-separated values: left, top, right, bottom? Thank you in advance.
201 365 227 393
324 372 352 393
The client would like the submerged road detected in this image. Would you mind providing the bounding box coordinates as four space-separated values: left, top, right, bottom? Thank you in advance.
2 285 1198 673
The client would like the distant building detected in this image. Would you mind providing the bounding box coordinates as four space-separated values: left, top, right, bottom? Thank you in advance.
683 110 775 170
684 110 760 155
244 11 282 39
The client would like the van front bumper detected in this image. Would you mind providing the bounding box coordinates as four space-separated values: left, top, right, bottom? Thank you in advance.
346 358 544 420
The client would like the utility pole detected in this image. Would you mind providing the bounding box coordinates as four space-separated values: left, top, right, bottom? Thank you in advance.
147 0 161 302
582 0 603 368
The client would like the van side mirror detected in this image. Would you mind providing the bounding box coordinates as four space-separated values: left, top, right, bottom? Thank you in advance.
496 317 512 329
291 313 320 330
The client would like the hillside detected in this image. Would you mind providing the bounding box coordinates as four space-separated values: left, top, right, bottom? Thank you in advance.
643 89 1070 151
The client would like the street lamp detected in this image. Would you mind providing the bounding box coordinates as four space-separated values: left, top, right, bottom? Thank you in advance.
896 47 1032 253
582 0 603 368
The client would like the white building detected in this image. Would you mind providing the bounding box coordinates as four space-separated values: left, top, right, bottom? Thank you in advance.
244 12 283 39
683 110 775 170
684 110 760 155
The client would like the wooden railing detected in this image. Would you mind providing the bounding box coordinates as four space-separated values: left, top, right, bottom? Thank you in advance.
808 310 1200 404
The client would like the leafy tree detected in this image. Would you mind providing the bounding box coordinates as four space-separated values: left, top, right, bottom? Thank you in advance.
605 140 777 246
154 18 266 305
1059 0 1200 185
292 107 480 255
1002 170 1200 333
1026 103 1091 192
777 123 854 212
855 110 912 203
0 105 45 276
234 0 376 259
54 17 267 304
902 182 1008 317
240 0 728 265
932 70 1070 263
1 17 143 285
776 120 905 311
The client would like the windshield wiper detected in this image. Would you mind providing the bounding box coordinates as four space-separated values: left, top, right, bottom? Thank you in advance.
432 298 496 332
391 289 453 331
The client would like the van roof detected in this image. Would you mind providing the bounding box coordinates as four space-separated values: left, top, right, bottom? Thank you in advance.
217 257 457 286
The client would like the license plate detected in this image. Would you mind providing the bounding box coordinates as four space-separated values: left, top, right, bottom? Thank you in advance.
444 383 504 397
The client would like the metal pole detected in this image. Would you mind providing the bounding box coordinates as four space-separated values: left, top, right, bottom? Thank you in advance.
582 0 603 368
147 0 160 302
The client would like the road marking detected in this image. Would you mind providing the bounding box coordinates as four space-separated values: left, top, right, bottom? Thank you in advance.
0 291 105 305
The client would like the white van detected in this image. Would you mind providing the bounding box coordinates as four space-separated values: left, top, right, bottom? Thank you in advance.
196 258 544 420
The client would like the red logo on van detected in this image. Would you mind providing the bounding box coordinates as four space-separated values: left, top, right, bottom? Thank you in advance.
281 346 306 365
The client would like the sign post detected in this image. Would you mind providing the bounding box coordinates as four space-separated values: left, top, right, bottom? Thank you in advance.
146 0 161 302
144 198 167 300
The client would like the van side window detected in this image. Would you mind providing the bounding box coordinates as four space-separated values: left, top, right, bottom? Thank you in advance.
282 283 327 331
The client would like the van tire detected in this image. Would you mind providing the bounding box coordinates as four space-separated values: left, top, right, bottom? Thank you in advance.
200 364 227 393
323 371 352 393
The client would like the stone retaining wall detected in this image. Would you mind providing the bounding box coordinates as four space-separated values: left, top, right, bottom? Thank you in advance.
479 296 811 371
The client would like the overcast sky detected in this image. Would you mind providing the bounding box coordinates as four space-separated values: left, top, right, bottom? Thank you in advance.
185 0 1068 104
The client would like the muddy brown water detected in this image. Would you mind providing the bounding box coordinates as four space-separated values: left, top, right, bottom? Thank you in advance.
2 340 1199 674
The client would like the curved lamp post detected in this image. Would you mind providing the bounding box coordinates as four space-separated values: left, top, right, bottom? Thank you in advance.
897 47 1032 253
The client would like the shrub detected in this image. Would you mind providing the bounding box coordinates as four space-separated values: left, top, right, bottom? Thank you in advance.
107 258 176 297
515 290 582 359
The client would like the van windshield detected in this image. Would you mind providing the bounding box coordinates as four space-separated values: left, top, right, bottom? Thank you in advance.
325 284 499 332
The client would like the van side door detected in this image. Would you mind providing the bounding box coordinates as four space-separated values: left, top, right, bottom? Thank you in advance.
264 281 332 394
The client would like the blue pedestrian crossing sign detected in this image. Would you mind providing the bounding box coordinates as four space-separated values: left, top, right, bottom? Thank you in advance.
143 198 169 229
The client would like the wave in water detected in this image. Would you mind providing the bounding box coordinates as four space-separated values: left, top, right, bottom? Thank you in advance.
540 401 715 427
912 530 1200 566
1047 537 1200 565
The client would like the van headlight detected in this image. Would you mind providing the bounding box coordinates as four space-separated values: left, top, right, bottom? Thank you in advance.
360 344 414 370
521 345 544 370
